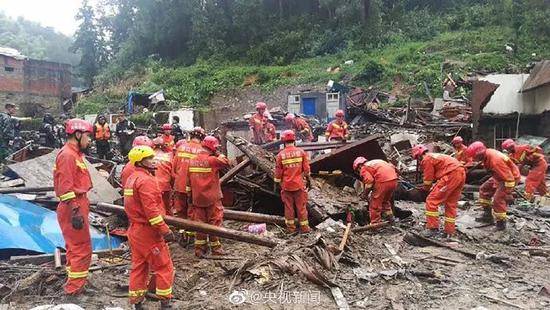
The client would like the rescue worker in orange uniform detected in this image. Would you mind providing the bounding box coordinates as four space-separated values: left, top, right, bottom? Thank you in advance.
160 124 175 150
502 139 548 201
264 111 277 143
412 145 466 237
124 146 175 309
466 141 519 230
120 135 153 187
274 130 312 233
172 127 205 219
53 119 94 295
187 136 230 257
93 115 111 159
325 109 350 141
451 136 473 167
284 113 313 142
152 137 174 214
249 102 267 144
353 157 398 225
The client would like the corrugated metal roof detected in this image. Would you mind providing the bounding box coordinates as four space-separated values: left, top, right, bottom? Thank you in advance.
0 46 26 60
521 60 550 92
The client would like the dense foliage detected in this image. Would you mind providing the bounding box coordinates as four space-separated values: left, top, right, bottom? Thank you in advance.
71 0 549 109
0 13 79 65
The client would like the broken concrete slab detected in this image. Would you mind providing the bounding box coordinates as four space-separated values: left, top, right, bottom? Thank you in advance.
6 151 121 204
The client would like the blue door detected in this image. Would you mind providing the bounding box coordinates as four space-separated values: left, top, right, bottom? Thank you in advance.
302 98 316 116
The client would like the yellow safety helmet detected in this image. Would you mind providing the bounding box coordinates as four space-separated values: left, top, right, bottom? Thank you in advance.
128 146 155 165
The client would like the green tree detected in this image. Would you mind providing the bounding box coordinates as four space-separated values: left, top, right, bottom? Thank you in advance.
71 0 107 86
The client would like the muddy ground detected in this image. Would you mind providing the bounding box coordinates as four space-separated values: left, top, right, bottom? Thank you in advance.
2 200 550 310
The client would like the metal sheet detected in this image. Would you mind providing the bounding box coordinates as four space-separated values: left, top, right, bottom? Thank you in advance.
521 60 550 92
7 150 121 204
0 195 121 257
310 134 386 174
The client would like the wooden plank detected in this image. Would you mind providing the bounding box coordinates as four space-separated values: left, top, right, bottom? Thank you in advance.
0 178 25 188
10 248 127 265
220 158 251 185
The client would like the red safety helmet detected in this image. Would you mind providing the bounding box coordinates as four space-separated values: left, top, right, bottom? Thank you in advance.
281 130 296 143
256 102 267 110
162 123 172 131
335 109 345 117
451 136 463 146
202 136 220 152
175 139 187 148
284 113 295 122
466 141 487 158
65 119 93 135
133 135 153 147
501 139 515 151
152 137 164 146
353 156 367 171
411 144 428 160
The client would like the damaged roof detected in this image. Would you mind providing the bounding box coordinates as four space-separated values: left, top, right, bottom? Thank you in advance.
521 60 550 92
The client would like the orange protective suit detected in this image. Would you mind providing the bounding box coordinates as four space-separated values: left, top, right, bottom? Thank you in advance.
291 118 313 142
54 143 93 295
249 112 267 144
509 144 548 200
454 143 473 167
154 147 174 214
124 167 173 304
265 122 277 142
171 139 202 218
479 149 518 221
325 120 349 141
420 153 465 234
120 162 136 188
187 151 230 254
274 145 311 232
161 134 175 150
360 159 398 224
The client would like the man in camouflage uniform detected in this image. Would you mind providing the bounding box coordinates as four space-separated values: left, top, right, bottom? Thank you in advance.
0 103 17 160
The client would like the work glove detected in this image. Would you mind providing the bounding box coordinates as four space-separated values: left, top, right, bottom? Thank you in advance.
305 176 312 190
164 231 176 242
71 207 84 230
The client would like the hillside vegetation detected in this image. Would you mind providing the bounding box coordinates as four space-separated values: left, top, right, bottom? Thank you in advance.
71 0 550 113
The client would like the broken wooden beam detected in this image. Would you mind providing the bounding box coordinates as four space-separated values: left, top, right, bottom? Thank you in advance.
352 221 389 233
226 134 274 178
10 248 127 265
224 209 286 226
220 158 251 185
0 186 54 194
96 203 281 248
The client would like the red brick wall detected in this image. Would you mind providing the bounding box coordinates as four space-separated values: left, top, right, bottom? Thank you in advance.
0 55 25 92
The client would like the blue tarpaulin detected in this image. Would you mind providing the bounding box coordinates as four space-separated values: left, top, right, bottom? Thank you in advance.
0 195 122 258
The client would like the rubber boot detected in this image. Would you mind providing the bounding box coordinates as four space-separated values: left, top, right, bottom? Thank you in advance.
194 245 207 258
286 225 297 234
475 208 494 223
495 220 507 231
300 225 312 233
211 245 226 256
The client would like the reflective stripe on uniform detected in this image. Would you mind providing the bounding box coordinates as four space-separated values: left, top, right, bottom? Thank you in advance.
75 160 87 170
478 198 492 205
282 157 303 165
425 211 439 217
504 181 515 188
148 215 164 225
185 186 191 192
285 219 295 225
129 289 147 297
178 152 196 159
324 132 330 136
210 240 221 247
299 220 309 226
274 178 281 183
59 191 76 201
156 287 172 296
189 167 212 173
68 270 88 279
493 211 507 220
123 189 133 196
444 217 456 223
194 239 207 245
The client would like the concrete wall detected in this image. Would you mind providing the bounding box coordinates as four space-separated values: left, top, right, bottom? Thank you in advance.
0 55 72 116
481 74 534 114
